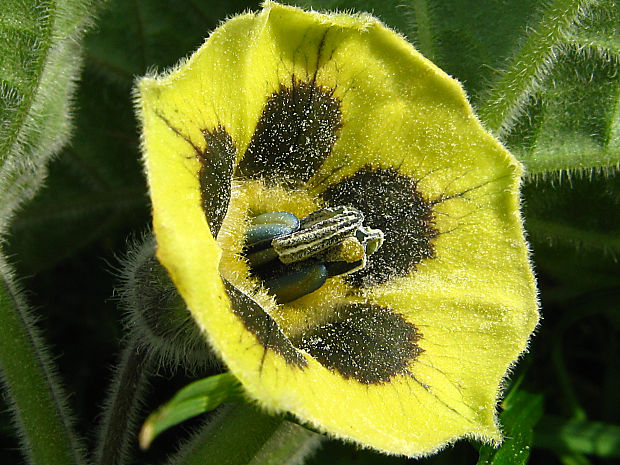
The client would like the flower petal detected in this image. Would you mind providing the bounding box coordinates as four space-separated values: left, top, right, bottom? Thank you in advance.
223 279 306 368
290 302 422 384
199 127 236 237
137 1 538 458
321 166 437 287
236 79 342 186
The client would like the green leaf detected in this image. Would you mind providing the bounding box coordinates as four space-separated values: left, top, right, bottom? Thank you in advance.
477 389 544 465
475 0 597 133
139 372 244 450
534 416 620 458
473 0 619 176
504 38 619 176
0 0 94 233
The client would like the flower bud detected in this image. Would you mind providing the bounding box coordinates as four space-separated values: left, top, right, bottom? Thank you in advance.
119 235 217 370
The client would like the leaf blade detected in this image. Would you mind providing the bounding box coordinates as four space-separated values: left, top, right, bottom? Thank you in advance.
0 0 94 232
139 372 244 450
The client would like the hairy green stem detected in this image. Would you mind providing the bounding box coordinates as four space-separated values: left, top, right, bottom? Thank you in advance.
95 335 152 465
169 403 322 465
477 0 594 137
0 252 87 465
410 0 437 62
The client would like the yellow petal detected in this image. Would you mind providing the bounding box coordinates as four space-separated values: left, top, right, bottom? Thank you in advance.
137 1 538 458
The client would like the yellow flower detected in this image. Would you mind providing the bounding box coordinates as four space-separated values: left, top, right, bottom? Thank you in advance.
136 1 538 457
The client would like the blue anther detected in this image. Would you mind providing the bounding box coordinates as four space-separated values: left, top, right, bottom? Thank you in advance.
251 211 300 229
264 263 328 304
246 223 296 245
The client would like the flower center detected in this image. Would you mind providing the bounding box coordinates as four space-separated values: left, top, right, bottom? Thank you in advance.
243 206 384 303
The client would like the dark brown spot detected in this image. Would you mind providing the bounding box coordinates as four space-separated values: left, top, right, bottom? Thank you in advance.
236 80 342 186
223 280 307 368
199 126 236 237
322 167 437 287
292 303 422 384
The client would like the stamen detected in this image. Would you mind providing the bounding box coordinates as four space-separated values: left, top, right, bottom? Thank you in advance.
272 207 363 264
244 206 384 303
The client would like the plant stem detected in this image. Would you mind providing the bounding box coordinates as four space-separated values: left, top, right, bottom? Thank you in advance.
410 0 437 62
477 0 594 137
169 403 322 465
0 252 87 465
95 334 152 465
